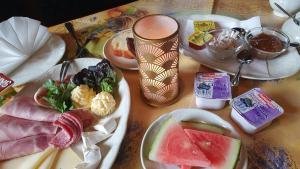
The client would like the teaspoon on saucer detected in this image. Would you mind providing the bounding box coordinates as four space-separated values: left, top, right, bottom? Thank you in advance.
274 2 300 26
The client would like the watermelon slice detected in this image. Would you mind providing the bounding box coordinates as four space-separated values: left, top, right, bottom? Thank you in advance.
184 129 241 169
148 117 211 167
181 165 192 169
180 121 226 134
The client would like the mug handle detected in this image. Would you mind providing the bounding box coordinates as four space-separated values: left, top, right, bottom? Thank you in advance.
126 37 136 57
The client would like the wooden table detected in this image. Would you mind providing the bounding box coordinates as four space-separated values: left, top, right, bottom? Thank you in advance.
2 0 299 169
51 0 300 168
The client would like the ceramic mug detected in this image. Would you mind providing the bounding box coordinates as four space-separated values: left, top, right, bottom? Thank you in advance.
129 14 180 107
269 0 300 17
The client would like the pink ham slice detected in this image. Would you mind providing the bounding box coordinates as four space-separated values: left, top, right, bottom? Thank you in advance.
64 112 83 132
0 134 54 160
58 116 78 143
0 115 57 143
69 109 94 127
49 109 95 149
49 120 73 149
0 96 60 122
62 113 82 143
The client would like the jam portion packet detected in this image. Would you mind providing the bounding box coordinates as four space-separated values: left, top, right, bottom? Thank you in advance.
0 73 14 94
232 88 284 128
194 72 231 100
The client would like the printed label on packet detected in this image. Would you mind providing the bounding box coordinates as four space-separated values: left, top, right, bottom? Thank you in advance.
232 88 284 128
0 73 14 93
194 72 231 100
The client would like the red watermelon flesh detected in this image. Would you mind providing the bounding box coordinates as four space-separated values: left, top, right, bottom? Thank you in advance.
149 117 210 167
184 129 241 169
181 165 192 169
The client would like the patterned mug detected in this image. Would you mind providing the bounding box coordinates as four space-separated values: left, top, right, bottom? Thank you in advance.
131 14 180 106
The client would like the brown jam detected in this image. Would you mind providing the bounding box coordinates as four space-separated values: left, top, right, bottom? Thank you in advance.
249 33 285 52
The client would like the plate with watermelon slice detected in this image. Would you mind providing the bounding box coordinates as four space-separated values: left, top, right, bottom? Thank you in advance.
140 108 247 169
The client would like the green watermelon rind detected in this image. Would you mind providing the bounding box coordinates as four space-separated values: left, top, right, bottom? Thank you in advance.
180 121 226 134
222 138 241 169
148 117 174 160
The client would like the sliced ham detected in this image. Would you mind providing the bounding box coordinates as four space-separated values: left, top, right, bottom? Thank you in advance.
64 112 83 132
0 134 53 160
69 109 95 127
49 110 95 149
0 96 60 122
59 116 78 143
50 120 73 149
61 115 82 143
0 115 57 143
49 130 71 149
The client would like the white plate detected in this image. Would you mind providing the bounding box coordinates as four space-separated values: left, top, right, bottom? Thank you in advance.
103 29 138 70
9 34 65 86
177 14 300 80
140 108 248 169
19 58 131 169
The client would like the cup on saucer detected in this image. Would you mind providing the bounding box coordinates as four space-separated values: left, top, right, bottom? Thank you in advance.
269 0 300 17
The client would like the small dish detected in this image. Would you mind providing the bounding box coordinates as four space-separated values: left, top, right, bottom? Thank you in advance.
140 108 248 169
103 29 138 70
245 27 290 59
206 28 244 61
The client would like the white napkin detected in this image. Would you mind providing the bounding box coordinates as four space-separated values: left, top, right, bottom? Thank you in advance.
73 118 117 169
0 17 51 75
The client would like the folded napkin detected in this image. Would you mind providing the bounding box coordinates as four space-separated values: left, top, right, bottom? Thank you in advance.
0 17 51 75
72 118 117 169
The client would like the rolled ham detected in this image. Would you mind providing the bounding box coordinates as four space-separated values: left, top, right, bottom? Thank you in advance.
0 96 60 122
49 109 94 149
0 134 54 160
0 115 58 143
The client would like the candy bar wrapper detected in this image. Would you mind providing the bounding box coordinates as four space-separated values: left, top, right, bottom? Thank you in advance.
0 73 14 95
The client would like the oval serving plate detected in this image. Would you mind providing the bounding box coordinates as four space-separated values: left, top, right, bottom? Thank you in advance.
140 108 247 169
0 58 131 169
103 29 138 70
177 14 300 80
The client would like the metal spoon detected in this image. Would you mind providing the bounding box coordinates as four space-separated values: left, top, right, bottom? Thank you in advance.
274 2 300 26
231 50 253 86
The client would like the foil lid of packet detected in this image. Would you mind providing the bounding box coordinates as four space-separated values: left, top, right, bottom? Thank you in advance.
0 73 14 93
232 88 284 128
194 72 231 100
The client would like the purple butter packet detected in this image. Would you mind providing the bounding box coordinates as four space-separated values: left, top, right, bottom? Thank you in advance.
194 72 231 100
232 88 284 128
